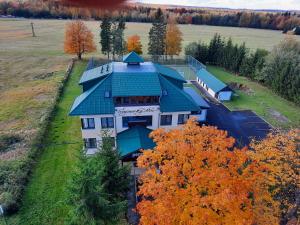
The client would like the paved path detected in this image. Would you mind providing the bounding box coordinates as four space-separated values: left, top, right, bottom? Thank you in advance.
192 82 272 147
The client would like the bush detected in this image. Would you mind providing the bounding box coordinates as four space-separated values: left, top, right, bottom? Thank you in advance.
0 135 22 153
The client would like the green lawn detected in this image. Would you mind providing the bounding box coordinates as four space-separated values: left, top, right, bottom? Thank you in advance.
8 61 86 225
207 66 300 129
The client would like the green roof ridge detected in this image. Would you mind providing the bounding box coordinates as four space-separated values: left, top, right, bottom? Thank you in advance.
123 51 144 63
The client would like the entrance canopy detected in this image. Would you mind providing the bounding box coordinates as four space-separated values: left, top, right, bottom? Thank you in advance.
116 126 155 158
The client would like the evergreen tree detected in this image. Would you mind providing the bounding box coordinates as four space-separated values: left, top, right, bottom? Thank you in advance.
222 38 234 69
148 8 167 57
100 17 112 59
111 18 126 59
240 49 268 79
195 42 209 63
261 39 300 104
207 33 224 65
66 141 130 225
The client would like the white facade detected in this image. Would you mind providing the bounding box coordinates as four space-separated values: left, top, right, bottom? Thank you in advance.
81 105 194 152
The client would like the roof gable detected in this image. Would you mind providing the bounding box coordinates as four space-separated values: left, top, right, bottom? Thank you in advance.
159 76 200 112
69 75 114 116
117 126 155 157
123 51 144 63
196 69 227 93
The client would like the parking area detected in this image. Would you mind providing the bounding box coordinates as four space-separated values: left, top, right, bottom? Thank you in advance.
191 82 272 146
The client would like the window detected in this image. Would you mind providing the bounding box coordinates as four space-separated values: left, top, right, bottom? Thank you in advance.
160 115 172 126
101 117 114 129
81 118 95 129
102 137 115 147
178 114 189 124
84 138 97 148
122 116 153 128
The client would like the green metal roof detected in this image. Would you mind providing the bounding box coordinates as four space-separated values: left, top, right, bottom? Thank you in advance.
183 87 210 109
154 64 186 82
79 63 112 84
111 72 162 97
123 51 144 63
196 69 227 93
117 126 155 157
159 76 200 112
69 75 114 116
70 60 204 115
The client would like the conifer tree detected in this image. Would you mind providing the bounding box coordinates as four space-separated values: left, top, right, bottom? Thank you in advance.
100 17 112 59
111 18 126 59
148 8 167 57
66 140 130 225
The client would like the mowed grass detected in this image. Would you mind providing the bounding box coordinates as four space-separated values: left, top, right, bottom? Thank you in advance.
8 62 86 225
207 66 300 129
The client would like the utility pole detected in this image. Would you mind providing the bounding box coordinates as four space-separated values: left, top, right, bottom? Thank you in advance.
30 22 36 37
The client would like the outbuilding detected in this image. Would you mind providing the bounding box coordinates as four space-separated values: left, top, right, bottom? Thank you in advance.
196 68 233 101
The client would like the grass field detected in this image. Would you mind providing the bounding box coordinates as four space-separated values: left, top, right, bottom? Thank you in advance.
206 66 300 129
0 17 299 224
8 62 85 225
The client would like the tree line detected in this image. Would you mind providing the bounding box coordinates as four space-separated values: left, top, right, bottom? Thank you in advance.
185 35 300 105
64 8 183 60
1 0 300 32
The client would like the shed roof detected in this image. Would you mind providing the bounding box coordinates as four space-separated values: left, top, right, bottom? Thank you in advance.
183 87 210 109
123 51 144 63
117 126 155 157
196 69 227 93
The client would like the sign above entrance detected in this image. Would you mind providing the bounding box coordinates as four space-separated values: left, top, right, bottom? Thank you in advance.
115 106 160 117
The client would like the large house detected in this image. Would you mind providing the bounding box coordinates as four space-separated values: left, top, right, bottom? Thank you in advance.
69 52 209 160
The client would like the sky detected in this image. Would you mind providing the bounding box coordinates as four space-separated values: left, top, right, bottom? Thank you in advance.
135 0 300 10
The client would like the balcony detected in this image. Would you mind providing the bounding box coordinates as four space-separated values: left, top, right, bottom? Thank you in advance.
115 96 159 107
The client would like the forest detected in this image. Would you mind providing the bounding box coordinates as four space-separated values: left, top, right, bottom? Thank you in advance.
0 0 300 32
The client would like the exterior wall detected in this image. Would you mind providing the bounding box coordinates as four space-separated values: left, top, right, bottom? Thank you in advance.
80 114 116 153
115 105 161 133
80 108 193 151
217 91 232 101
159 111 191 131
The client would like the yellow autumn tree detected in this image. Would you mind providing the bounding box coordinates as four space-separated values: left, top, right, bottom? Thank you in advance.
165 18 182 58
137 119 279 225
64 20 96 60
249 130 300 224
127 35 143 54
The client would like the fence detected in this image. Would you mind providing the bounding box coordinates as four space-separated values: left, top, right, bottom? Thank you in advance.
186 55 206 72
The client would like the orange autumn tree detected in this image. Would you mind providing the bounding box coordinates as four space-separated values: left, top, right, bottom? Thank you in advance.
137 119 279 225
249 130 300 224
165 18 182 58
127 35 143 54
64 20 96 60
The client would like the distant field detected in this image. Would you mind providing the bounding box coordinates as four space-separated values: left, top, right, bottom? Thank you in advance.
1 18 300 57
